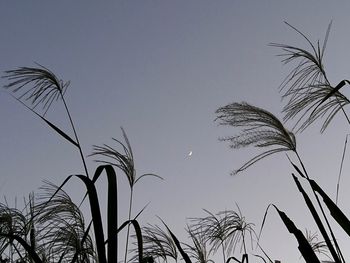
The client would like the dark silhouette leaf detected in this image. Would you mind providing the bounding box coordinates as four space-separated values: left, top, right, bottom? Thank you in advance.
90 165 119 263
160 219 192 263
309 179 350 237
287 157 305 178
292 175 340 263
33 174 106 263
272 205 321 263
12 95 78 147
108 219 144 263
320 80 349 105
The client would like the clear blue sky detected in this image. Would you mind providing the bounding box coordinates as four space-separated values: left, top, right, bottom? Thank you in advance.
1 1 350 262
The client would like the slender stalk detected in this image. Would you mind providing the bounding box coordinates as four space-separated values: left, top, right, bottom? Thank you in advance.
221 240 226 263
295 151 345 263
13 244 25 263
242 232 247 255
60 95 93 262
61 97 89 178
336 135 348 204
124 187 134 263
335 96 350 207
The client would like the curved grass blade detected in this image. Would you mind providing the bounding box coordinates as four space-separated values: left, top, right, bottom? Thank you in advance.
225 256 241 263
31 174 106 263
159 218 192 263
225 254 248 263
107 219 144 263
309 179 350 237
292 174 340 263
88 165 119 263
105 165 118 263
253 254 268 263
70 175 106 263
130 219 143 263
134 173 164 185
91 128 160 262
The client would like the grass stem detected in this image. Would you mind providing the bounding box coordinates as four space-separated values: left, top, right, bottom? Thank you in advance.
124 187 134 263
61 97 89 178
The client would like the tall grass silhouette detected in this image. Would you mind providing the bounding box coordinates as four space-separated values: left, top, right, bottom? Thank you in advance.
3 65 89 178
91 128 163 263
0 66 160 263
216 22 350 263
3 21 350 263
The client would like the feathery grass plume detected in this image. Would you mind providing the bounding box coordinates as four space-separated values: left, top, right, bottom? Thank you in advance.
189 209 255 262
0 197 47 262
3 64 90 178
185 225 213 263
91 127 162 188
91 127 162 263
130 224 178 263
34 180 95 262
215 102 296 174
0 203 28 256
305 230 331 260
271 22 350 132
3 64 69 115
91 127 136 187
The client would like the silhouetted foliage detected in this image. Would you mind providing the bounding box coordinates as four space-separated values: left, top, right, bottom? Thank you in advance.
3 21 350 263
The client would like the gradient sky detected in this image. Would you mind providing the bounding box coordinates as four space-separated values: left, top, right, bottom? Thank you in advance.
2 1 350 262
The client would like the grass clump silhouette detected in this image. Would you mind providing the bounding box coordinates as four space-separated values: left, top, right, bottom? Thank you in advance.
91 128 163 263
189 208 255 263
270 22 350 133
1 65 258 263
0 65 160 263
0 65 270 263
3 21 350 263
129 223 179 263
216 22 350 263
